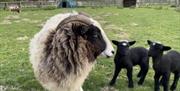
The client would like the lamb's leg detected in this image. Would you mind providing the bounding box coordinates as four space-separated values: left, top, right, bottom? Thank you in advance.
137 69 142 78
154 72 161 91
138 62 149 85
170 73 180 91
126 66 134 88
160 77 164 86
162 73 170 91
109 64 121 86
137 57 149 78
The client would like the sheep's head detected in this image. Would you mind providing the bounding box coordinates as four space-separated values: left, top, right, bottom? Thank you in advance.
147 40 171 57
54 13 114 59
90 19 115 58
112 40 136 56
73 24 107 58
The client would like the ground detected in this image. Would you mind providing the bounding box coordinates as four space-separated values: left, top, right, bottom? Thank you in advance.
0 7 180 91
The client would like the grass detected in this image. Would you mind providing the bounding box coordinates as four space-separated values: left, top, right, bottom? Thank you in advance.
0 7 180 91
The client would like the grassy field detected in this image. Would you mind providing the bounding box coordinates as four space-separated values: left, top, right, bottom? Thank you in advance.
0 7 180 91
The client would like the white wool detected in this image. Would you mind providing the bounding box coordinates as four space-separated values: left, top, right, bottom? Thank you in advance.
30 12 114 91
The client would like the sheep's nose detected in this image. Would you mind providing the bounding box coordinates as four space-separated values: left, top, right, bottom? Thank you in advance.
111 51 115 54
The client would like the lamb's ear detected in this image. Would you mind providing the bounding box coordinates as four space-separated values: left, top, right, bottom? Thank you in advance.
163 46 171 51
111 40 119 45
147 40 152 45
73 25 89 35
129 41 136 46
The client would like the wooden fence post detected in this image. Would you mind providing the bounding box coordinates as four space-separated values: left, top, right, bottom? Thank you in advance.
178 0 180 6
4 2 7 10
19 1 22 8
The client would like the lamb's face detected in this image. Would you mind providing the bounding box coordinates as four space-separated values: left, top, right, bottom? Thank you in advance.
147 40 171 57
112 40 136 56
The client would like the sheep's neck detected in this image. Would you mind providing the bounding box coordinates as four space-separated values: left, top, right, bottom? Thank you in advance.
115 52 129 61
115 51 127 57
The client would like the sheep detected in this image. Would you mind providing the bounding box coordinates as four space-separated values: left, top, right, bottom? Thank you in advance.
29 12 114 91
7 5 21 13
109 40 149 88
147 40 180 91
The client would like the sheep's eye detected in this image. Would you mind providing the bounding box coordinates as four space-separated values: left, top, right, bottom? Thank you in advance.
93 34 98 38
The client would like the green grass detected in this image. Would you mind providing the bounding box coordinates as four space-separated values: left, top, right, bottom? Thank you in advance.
0 7 180 91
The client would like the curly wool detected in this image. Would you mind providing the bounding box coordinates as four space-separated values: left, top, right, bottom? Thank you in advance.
30 13 104 91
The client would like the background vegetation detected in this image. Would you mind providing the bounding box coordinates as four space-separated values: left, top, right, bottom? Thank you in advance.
0 7 180 91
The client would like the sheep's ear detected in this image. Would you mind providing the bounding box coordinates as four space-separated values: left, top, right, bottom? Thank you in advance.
129 41 136 46
73 25 89 35
147 40 152 45
112 40 119 45
163 46 171 51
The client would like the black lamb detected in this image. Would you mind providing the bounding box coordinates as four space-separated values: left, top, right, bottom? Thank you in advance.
109 40 149 88
147 40 180 91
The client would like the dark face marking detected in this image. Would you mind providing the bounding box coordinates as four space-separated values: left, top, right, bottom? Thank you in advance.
73 24 106 58
86 25 106 57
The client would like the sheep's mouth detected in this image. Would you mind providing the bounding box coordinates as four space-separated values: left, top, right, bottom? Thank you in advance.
100 52 114 58
106 55 111 58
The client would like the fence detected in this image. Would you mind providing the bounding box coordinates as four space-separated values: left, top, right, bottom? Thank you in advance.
136 0 180 7
0 1 59 9
75 0 180 7
0 0 179 9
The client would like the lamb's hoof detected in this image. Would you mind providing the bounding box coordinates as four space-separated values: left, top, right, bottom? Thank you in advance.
170 85 176 91
138 81 143 85
137 74 141 78
138 83 143 85
128 84 134 88
159 78 164 86
109 81 115 86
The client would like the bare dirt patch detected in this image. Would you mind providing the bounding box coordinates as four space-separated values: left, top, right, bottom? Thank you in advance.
16 36 29 41
100 86 118 91
5 15 20 20
21 18 31 22
130 22 138 26
0 85 19 91
0 20 12 25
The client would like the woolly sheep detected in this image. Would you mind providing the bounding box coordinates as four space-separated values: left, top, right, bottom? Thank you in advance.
8 5 20 13
29 12 114 91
